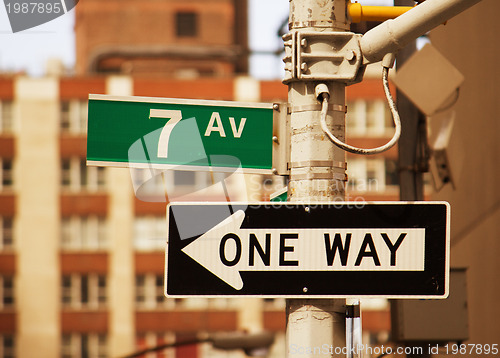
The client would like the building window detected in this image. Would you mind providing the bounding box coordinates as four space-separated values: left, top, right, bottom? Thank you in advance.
263 298 286 310
0 158 13 190
0 217 13 251
61 158 105 192
163 170 215 194
135 275 146 305
346 100 394 137
131 169 223 201
347 158 386 192
0 276 14 310
61 216 107 251
0 101 13 134
135 274 171 310
60 100 88 134
130 168 166 201
366 100 387 135
175 12 198 37
134 216 167 251
62 274 107 309
62 333 107 358
346 100 364 135
0 335 15 358
385 159 399 187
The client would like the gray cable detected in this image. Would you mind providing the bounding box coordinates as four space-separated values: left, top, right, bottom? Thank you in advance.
319 66 401 155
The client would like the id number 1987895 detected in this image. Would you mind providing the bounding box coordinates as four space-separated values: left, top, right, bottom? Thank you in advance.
5 2 62 14
443 343 498 355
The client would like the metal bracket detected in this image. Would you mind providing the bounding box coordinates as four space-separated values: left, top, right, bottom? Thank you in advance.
283 30 364 84
291 160 347 170
289 103 347 113
272 103 290 176
291 172 347 181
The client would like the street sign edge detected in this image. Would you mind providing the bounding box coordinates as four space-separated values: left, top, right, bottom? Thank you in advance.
165 200 451 206
86 159 273 174
88 93 275 110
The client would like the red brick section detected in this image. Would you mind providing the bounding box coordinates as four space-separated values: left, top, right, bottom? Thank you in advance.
0 137 15 157
135 311 237 333
133 78 234 100
0 195 15 216
134 197 168 216
60 78 106 99
0 254 15 275
61 311 108 333
60 135 87 158
134 194 231 215
347 78 396 100
362 310 391 332
260 81 288 102
0 78 14 99
258 78 394 102
0 313 16 333
263 311 285 332
60 253 108 275
135 253 165 275
176 334 199 358
60 194 108 216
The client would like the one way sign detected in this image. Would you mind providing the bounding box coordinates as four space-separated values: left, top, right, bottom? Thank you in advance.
165 202 450 298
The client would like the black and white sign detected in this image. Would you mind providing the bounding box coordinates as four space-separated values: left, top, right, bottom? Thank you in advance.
165 202 450 298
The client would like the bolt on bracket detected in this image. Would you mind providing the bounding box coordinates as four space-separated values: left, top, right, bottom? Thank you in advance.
283 30 365 85
272 102 291 176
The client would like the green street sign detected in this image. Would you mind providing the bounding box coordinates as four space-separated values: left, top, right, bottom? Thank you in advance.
270 187 288 202
87 94 283 174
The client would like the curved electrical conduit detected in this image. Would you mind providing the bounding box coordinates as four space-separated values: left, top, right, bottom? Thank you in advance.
317 65 401 155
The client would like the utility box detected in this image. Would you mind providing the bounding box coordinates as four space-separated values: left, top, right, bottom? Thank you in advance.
392 44 464 116
391 268 468 343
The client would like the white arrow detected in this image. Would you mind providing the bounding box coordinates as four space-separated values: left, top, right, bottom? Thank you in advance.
181 210 426 290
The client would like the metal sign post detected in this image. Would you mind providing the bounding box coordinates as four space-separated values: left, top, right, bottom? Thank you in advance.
284 1 351 357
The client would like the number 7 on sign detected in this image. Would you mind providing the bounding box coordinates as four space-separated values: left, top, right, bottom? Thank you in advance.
149 109 182 158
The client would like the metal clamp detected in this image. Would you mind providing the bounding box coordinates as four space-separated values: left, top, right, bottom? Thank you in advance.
291 172 347 181
283 30 364 84
290 160 347 170
289 103 347 113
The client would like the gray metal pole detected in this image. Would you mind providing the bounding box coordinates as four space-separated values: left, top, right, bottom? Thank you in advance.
286 1 348 357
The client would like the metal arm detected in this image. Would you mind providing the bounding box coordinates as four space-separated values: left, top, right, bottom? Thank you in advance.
348 2 413 23
360 0 483 64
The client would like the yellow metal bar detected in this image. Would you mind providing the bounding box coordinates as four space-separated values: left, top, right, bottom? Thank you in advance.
348 2 414 23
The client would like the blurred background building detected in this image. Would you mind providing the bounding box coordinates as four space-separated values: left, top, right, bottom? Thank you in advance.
74 0 249 77
0 74 395 358
1 0 498 357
